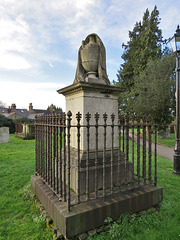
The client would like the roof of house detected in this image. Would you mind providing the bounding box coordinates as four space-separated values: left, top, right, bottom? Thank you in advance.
0 108 29 118
27 113 44 119
2 112 16 118
30 109 51 114
0 104 63 119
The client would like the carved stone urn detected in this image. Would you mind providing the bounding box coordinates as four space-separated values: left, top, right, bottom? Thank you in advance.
80 34 99 79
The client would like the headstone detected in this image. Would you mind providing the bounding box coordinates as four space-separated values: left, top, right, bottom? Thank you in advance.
0 127 9 143
158 129 171 139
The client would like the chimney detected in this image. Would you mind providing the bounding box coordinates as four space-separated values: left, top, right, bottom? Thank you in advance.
6 107 11 113
11 103 16 110
29 103 33 113
50 105 54 116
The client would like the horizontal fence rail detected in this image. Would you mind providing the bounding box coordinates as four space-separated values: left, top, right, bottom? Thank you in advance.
35 112 157 211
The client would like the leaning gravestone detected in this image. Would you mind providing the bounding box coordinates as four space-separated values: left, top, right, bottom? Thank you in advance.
0 127 9 143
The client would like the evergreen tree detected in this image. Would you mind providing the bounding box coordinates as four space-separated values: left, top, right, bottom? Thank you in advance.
115 6 163 113
47 104 63 112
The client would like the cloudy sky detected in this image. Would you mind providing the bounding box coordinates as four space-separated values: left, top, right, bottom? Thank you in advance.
0 0 180 111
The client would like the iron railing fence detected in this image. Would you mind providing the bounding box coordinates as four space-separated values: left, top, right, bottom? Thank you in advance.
35 112 157 211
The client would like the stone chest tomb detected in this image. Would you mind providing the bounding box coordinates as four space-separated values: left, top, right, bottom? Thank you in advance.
31 33 163 239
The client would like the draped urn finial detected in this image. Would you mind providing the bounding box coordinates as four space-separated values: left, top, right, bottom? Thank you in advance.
74 33 110 85
80 34 99 79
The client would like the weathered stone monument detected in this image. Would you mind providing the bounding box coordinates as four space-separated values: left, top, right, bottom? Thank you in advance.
0 127 9 143
31 33 163 239
58 33 133 194
74 33 110 85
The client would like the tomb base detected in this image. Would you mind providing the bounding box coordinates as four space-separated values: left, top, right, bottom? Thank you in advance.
31 175 163 239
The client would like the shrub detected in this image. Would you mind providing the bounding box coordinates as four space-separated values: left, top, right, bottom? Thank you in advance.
0 115 15 133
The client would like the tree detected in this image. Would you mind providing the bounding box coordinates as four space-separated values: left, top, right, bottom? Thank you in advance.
115 6 163 113
47 104 62 112
130 52 176 127
0 115 15 133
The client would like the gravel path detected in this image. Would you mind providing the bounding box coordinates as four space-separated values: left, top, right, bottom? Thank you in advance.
129 132 174 162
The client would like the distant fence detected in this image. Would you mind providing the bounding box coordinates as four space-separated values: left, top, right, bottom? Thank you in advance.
35 112 157 211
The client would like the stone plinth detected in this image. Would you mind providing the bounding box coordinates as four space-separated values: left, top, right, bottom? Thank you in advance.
58 82 127 194
58 82 124 151
0 127 9 143
31 175 163 239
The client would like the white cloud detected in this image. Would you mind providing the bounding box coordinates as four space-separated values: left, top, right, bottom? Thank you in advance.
0 0 180 109
0 13 32 70
0 53 31 70
1 0 176 72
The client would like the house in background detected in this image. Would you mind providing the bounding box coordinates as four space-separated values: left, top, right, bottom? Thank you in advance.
0 103 62 120
0 103 63 139
27 103 52 119
0 104 29 119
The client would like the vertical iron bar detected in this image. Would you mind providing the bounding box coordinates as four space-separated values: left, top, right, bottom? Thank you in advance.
137 116 141 185
124 115 129 186
111 113 115 194
63 113 66 201
125 115 129 162
45 115 48 182
38 117 40 176
42 116 45 180
118 114 121 190
67 111 72 212
59 114 63 198
94 112 99 199
35 117 40 175
40 116 43 178
35 116 38 175
50 115 53 188
86 112 91 201
48 115 51 185
154 124 157 186
76 112 82 203
56 115 59 194
103 113 108 200
148 116 152 183
53 115 56 191
131 114 135 180
142 116 146 184
123 123 125 153
38 117 41 176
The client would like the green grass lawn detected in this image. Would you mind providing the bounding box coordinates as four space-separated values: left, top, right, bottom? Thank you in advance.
0 135 53 240
88 153 180 240
0 135 180 240
130 128 175 148
155 133 175 149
